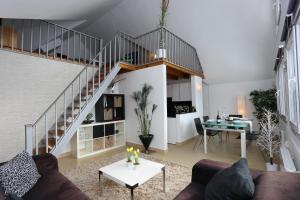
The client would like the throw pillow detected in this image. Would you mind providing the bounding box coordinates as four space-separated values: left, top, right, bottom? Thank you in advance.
0 151 40 197
6 193 23 200
205 158 255 200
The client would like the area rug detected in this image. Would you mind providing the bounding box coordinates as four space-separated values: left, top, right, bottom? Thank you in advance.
63 153 191 200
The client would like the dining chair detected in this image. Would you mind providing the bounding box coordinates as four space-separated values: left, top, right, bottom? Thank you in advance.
229 114 243 118
193 118 219 150
225 114 244 143
202 116 223 143
203 116 209 122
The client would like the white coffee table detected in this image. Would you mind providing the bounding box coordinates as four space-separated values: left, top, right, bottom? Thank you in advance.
99 158 165 200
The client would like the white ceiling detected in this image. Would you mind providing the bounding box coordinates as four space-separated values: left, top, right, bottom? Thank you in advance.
1 0 278 84
82 0 277 84
0 0 123 20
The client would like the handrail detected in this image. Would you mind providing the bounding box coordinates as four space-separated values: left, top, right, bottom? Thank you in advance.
25 32 127 155
43 20 101 41
120 27 197 54
32 35 112 126
118 27 203 73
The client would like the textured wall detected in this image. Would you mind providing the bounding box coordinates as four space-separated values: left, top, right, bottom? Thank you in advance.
116 65 168 150
0 50 83 162
207 79 275 131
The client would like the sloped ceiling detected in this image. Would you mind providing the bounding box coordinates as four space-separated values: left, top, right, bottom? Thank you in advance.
0 0 124 20
82 0 277 84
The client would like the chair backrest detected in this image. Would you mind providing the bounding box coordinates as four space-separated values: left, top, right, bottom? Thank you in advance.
203 116 209 122
229 114 243 118
194 118 204 135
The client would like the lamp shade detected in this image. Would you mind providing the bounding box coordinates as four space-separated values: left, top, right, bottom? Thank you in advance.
237 96 246 116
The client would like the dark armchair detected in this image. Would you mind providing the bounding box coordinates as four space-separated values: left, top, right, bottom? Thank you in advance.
174 159 300 200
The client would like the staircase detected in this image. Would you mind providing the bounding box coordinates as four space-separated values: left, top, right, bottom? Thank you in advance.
23 31 129 156
1 18 204 157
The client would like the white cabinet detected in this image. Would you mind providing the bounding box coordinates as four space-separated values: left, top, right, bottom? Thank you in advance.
167 112 198 144
167 82 191 101
179 82 191 101
73 120 126 159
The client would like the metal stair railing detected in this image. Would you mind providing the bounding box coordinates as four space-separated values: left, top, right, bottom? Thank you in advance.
24 32 126 156
23 27 204 156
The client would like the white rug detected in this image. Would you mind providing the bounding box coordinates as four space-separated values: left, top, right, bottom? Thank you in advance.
63 153 191 200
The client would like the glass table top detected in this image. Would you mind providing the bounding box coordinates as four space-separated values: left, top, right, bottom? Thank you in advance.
202 120 248 129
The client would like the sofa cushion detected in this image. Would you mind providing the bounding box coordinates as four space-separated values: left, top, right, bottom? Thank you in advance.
205 158 255 200
23 170 89 200
253 171 300 200
173 182 205 200
0 151 40 197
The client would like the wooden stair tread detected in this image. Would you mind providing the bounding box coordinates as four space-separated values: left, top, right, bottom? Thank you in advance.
48 129 64 136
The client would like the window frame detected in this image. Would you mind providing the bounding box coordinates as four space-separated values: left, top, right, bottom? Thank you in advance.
286 26 300 134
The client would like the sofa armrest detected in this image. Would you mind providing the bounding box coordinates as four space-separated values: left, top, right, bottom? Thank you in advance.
32 153 58 176
192 159 230 185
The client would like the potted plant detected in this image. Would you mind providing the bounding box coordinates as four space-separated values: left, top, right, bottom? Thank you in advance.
256 109 281 171
132 84 158 154
82 113 94 124
156 0 169 59
126 147 133 166
133 149 140 169
249 89 278 129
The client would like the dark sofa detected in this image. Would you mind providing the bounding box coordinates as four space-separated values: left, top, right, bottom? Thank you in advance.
0 153 89 200
174 159 300 200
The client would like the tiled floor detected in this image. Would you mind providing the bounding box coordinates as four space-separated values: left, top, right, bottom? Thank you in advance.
59 132 266 173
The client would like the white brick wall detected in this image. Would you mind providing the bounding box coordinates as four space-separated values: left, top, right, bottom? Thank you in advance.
0 50 84 162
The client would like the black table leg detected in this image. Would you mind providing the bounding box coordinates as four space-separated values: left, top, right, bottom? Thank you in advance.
99 171 102 196
126 184 138 200
130 188 134 200
162 167 166 192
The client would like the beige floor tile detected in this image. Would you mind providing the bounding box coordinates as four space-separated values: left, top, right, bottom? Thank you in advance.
59 132 266 172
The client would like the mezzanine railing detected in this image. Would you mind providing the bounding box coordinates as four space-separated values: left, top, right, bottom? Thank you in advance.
119 27 203 74
0 18 102 64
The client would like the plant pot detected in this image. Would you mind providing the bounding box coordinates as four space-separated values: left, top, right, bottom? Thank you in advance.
139 134 154 154
156 49 167 59
133 163 140 170
265 162 278 171
126 160 132 167
82 120 94 124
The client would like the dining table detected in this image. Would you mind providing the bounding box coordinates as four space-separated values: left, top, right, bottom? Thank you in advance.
202 119 252 158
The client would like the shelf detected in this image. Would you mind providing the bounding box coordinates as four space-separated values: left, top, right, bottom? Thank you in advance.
93 138 104 152
76 120 125 159
79 140 93 156
80 120 125 127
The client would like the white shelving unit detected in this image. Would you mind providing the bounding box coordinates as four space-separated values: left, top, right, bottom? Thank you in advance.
73 120 125 159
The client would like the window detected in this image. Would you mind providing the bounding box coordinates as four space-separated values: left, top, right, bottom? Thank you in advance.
286 26 300 132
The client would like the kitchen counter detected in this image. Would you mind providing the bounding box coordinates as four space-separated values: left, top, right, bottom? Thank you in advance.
167 112 198 144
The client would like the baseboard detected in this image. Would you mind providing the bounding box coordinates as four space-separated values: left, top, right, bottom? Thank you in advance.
126 142 168 154
175 136 197 145
57 151 72 158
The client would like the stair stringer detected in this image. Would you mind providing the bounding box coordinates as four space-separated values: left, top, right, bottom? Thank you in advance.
51 63 121 156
